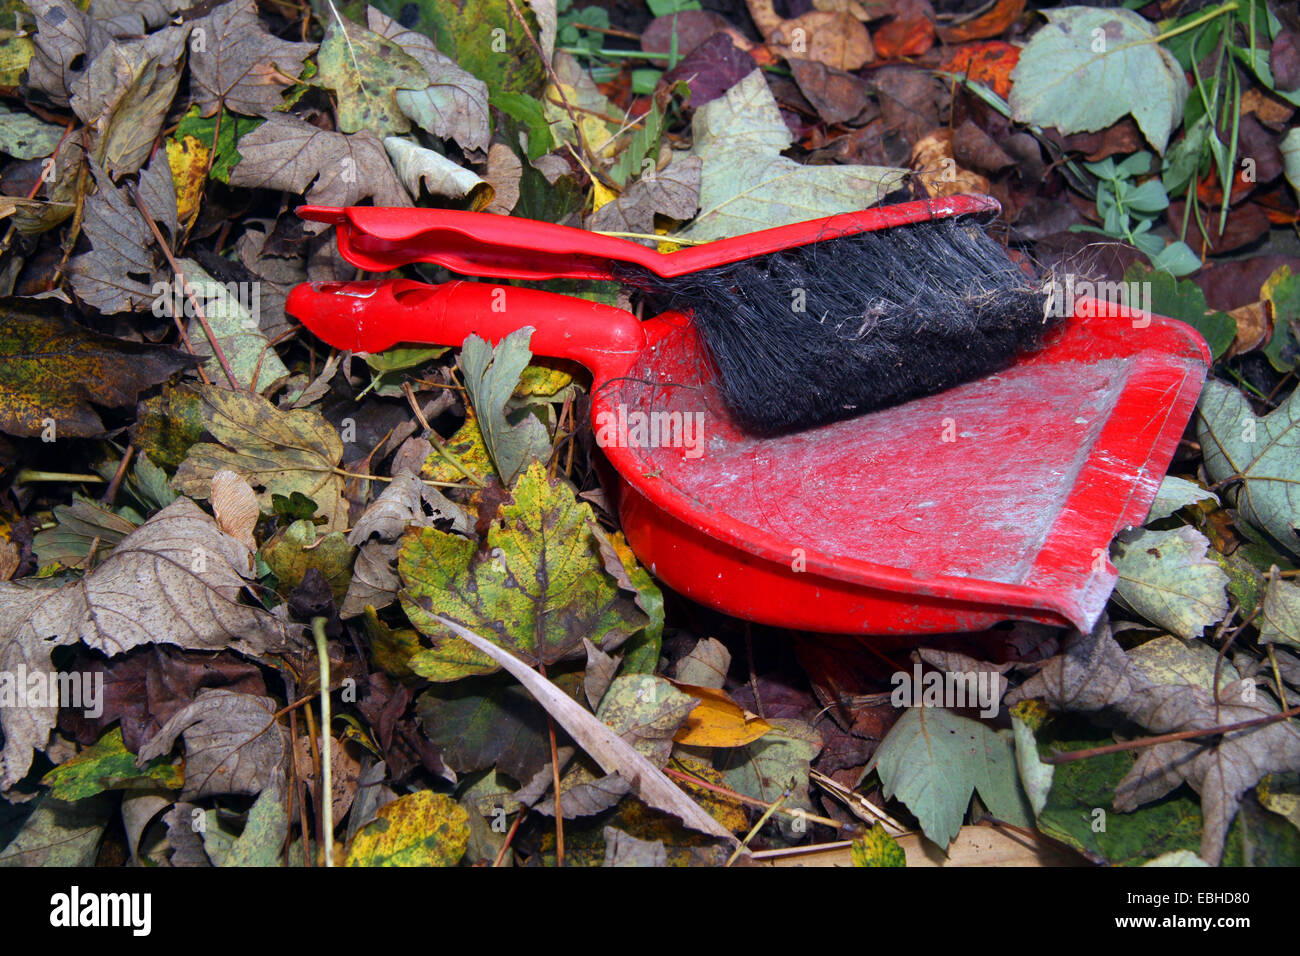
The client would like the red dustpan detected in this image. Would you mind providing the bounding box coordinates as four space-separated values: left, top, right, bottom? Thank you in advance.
287 269 1209 636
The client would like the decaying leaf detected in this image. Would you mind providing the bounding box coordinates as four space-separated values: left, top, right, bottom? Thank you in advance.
67 163 163 314
189 0 316 118
1197 380 1300 555
677 71 905 241
173 384 349 532
345 789 469 867
136 688 288 800
228 113 410 213
367 7 489 153
0 794 115 866
589 158 701 243
384 136 491 205
1112 527 1231 639
317 10 429 138
0 295 193 438
432 614 740 845
1008 620 1300 864
400 462 648 679
1260 573 1300 648
69 24 186 178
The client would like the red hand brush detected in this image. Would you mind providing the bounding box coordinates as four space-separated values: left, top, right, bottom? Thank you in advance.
294 195 1055 434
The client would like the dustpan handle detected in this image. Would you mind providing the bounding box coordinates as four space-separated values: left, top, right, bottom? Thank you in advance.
285 278 647 381
299 194 1001 281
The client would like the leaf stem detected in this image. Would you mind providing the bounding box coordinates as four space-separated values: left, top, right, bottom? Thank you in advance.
311 616 334 867
727 790 787 866
1154 2 1238 45
14 469 106 484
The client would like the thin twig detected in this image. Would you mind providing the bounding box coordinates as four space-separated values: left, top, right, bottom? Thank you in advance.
1043 702 1300 764
538 661 564 867
101 444 135 506
129 186 241 389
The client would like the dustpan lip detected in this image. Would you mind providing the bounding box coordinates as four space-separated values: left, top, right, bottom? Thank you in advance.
594 298 1211 632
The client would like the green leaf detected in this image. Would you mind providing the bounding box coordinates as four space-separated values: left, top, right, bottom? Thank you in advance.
131 385 205 471
492 92 556 161
401 461 649 679
1036 725 1300 866
33 496 139 570
1036 729 1206 865
219 787 288 867
1284 128 1300 197
716 717 821 840
260 519 355 604
1124 264 1235 357
1009 7 1189 153
1263 267 1300 373
867 708 1029 847
1011 713 1053 817
675 71 906 241
370 0 545 102
1146 475 1219 523
0 296 196 439
1196 380 1300 555
173 107 263 184
316 11 430 137
41 727 182 800
345 790 469 866
1146 240 1201 277
0 794 114 866
176 259 289 393
0 103 64 160
1259 574 1300 648
1112 527 1230 638
458 330 551 485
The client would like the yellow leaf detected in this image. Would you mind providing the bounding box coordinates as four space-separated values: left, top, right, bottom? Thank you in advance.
345 790 468 866
166 134 208 225
592 179 617 212
670 681 773 747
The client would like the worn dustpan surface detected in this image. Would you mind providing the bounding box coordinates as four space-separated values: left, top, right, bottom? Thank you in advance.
599 300 1209 634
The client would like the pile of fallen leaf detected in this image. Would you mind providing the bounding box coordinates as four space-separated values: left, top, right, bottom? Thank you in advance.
0 0 1299 867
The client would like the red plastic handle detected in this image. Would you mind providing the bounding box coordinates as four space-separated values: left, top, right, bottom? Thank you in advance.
284 278 648 382
298 194 1000 281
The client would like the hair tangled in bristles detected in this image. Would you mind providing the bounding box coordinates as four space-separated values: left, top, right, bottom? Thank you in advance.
618 216 1058 434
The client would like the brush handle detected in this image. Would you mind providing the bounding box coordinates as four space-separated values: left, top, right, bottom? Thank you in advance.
285 278 648 382
298 194 1000 281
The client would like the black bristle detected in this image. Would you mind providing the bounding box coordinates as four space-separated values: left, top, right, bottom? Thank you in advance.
620 216 1058 435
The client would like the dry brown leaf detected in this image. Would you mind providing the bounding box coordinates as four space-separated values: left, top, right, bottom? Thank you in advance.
293 733 360 824
210 469 259 550
1228 300 1270 354
747 0 874 71
484 142 522 215
937 0 1026 44
433 614 741 847
911 128 990 197
0 538 18 581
